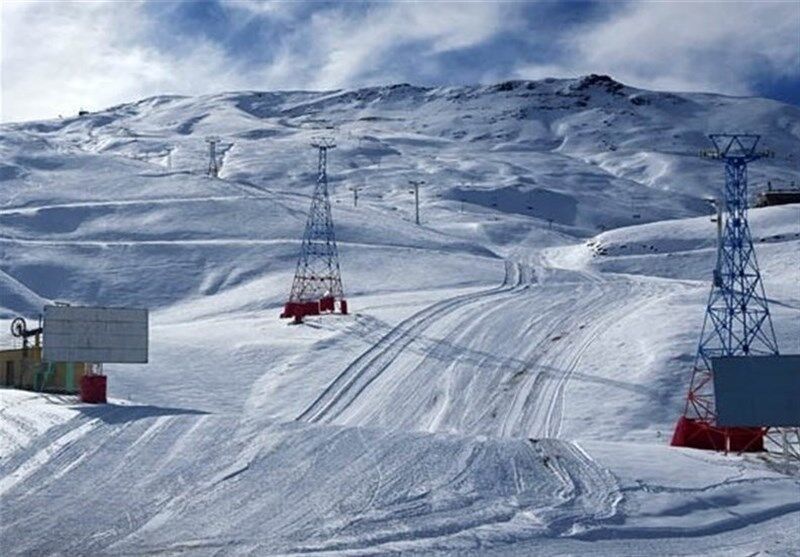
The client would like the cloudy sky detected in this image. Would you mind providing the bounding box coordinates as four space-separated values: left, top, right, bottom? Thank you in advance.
1 0 798 122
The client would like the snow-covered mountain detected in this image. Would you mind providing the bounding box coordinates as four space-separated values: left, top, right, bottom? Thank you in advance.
1 76 799 555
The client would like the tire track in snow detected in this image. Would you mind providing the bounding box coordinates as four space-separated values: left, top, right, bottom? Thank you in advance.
0 417 100 498
323 264 556 432
527 439 622 537
503 276 668 439
317 276 620 439
410 291 577 435
296 260 528 424
496 282 607 439
0 410 222 554
0 403 155 503
545 283 660 439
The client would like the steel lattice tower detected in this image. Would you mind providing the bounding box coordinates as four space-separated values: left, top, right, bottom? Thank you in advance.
281 138 347 322
206 136 220 178
673 134 779 450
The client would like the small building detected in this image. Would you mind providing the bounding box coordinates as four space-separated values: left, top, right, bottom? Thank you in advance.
755 181 800 207
755 190 800 207
0 344 87 394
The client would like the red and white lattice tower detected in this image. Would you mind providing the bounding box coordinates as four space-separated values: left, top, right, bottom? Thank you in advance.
280 138 347 323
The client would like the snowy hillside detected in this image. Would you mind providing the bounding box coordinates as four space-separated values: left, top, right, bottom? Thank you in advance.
1 76 799 555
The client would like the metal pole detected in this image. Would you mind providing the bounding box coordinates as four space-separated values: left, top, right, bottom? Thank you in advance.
210 141 216 177
409 180 424 225
716 201 723 262
415 185 419 225
783 429 790 469
707 197 723 274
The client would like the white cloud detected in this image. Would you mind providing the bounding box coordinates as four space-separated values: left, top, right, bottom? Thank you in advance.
0 0 257 122
1 0 796 122
221 0 300 19
516 1 800 96
256 2 515 90
0 1 514 122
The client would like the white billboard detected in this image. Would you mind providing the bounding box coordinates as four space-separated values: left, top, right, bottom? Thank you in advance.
42 305 148 363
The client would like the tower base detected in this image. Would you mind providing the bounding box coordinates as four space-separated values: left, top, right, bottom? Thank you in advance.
280 298 348 321
670 416 763 452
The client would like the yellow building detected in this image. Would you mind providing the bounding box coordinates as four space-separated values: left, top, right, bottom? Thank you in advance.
0 345 87 394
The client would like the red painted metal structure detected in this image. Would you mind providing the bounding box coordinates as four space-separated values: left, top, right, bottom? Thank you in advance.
671 416 763 452
80 374 107 404
281 297 347 324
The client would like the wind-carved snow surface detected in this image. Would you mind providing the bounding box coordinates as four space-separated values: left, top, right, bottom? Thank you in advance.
0 76 799 555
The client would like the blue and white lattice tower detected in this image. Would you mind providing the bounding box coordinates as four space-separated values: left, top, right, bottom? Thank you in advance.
281 138 347 322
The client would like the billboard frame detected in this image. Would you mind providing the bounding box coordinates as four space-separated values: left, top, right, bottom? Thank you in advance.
42 305 149 364
712 355 800 428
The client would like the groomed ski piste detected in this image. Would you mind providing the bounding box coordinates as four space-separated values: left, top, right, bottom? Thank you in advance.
1 76 799 555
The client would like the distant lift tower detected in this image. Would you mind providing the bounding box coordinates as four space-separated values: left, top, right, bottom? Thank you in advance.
672 134 778 452
206 136 220 178
281 138 348 323
409 180 424 225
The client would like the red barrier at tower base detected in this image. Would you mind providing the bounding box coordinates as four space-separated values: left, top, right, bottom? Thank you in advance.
281 301 319 319
319 296 334 312
670 416 763 452
80 374 107 404
281 299 348 321
280 302 299 318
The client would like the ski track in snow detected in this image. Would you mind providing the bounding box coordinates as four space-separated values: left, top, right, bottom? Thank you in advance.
297 260 528 424
300 259 669 444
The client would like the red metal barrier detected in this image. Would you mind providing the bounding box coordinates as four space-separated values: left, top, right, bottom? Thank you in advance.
282 299 346 320
670 416 763 452
319 296 335 312
281 301 319 318
280 302 300 318
80 374 107 404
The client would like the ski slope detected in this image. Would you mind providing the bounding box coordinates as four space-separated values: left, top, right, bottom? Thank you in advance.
1 76 799 555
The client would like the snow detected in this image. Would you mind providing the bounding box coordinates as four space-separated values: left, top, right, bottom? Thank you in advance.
1 76 799 555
